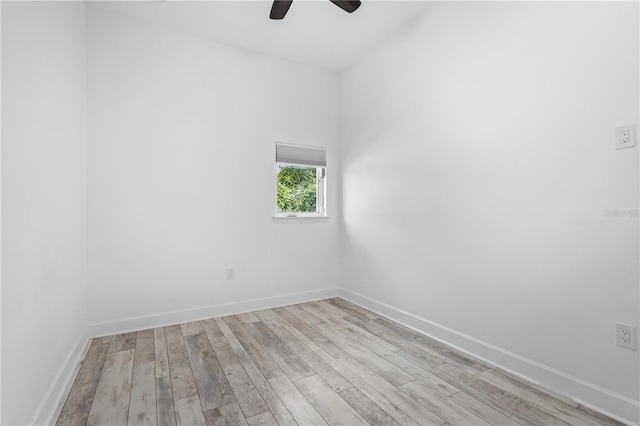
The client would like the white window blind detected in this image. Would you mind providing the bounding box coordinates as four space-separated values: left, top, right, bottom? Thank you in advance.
276 143 326 167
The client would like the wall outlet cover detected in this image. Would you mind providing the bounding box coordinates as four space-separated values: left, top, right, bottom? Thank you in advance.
616 323 637 350
616 125 636 149
226 268 235 280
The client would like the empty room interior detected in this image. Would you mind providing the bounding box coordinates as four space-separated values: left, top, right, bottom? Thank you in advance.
2 0 639 425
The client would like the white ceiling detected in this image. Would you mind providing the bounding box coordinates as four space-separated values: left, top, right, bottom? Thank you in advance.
87 0 433 72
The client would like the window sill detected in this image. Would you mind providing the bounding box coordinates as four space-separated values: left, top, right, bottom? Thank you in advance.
273 216 330 223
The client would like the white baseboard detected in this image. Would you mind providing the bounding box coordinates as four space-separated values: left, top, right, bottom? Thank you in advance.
31 328 91 426
88 286 340 338
43 287 339 425
40 287 638 426
338 288 640 426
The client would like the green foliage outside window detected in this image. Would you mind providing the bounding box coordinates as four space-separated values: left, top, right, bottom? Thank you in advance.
277 165 317 213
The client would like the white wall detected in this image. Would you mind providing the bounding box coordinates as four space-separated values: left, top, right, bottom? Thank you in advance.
339 1 639 422
87 9 341 328
1 2 88 424
2 2 637 423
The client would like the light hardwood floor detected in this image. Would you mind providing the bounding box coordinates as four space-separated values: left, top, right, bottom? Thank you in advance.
56 298 623 426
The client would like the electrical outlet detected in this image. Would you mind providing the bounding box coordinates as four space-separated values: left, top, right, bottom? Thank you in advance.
226 267 235 280
616 125 636 149
616 323 636 349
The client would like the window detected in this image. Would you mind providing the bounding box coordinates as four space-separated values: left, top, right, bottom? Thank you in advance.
275 142 326 217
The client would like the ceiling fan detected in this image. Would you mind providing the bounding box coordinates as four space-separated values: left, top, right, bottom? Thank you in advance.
270 0 362 20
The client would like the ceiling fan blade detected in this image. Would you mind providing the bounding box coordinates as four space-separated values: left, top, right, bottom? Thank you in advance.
329 0 361 13
270 0 293 20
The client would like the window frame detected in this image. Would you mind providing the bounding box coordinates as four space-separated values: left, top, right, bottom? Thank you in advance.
274 142 327 219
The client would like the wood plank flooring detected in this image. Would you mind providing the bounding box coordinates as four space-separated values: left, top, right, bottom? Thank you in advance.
57 298 624 426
